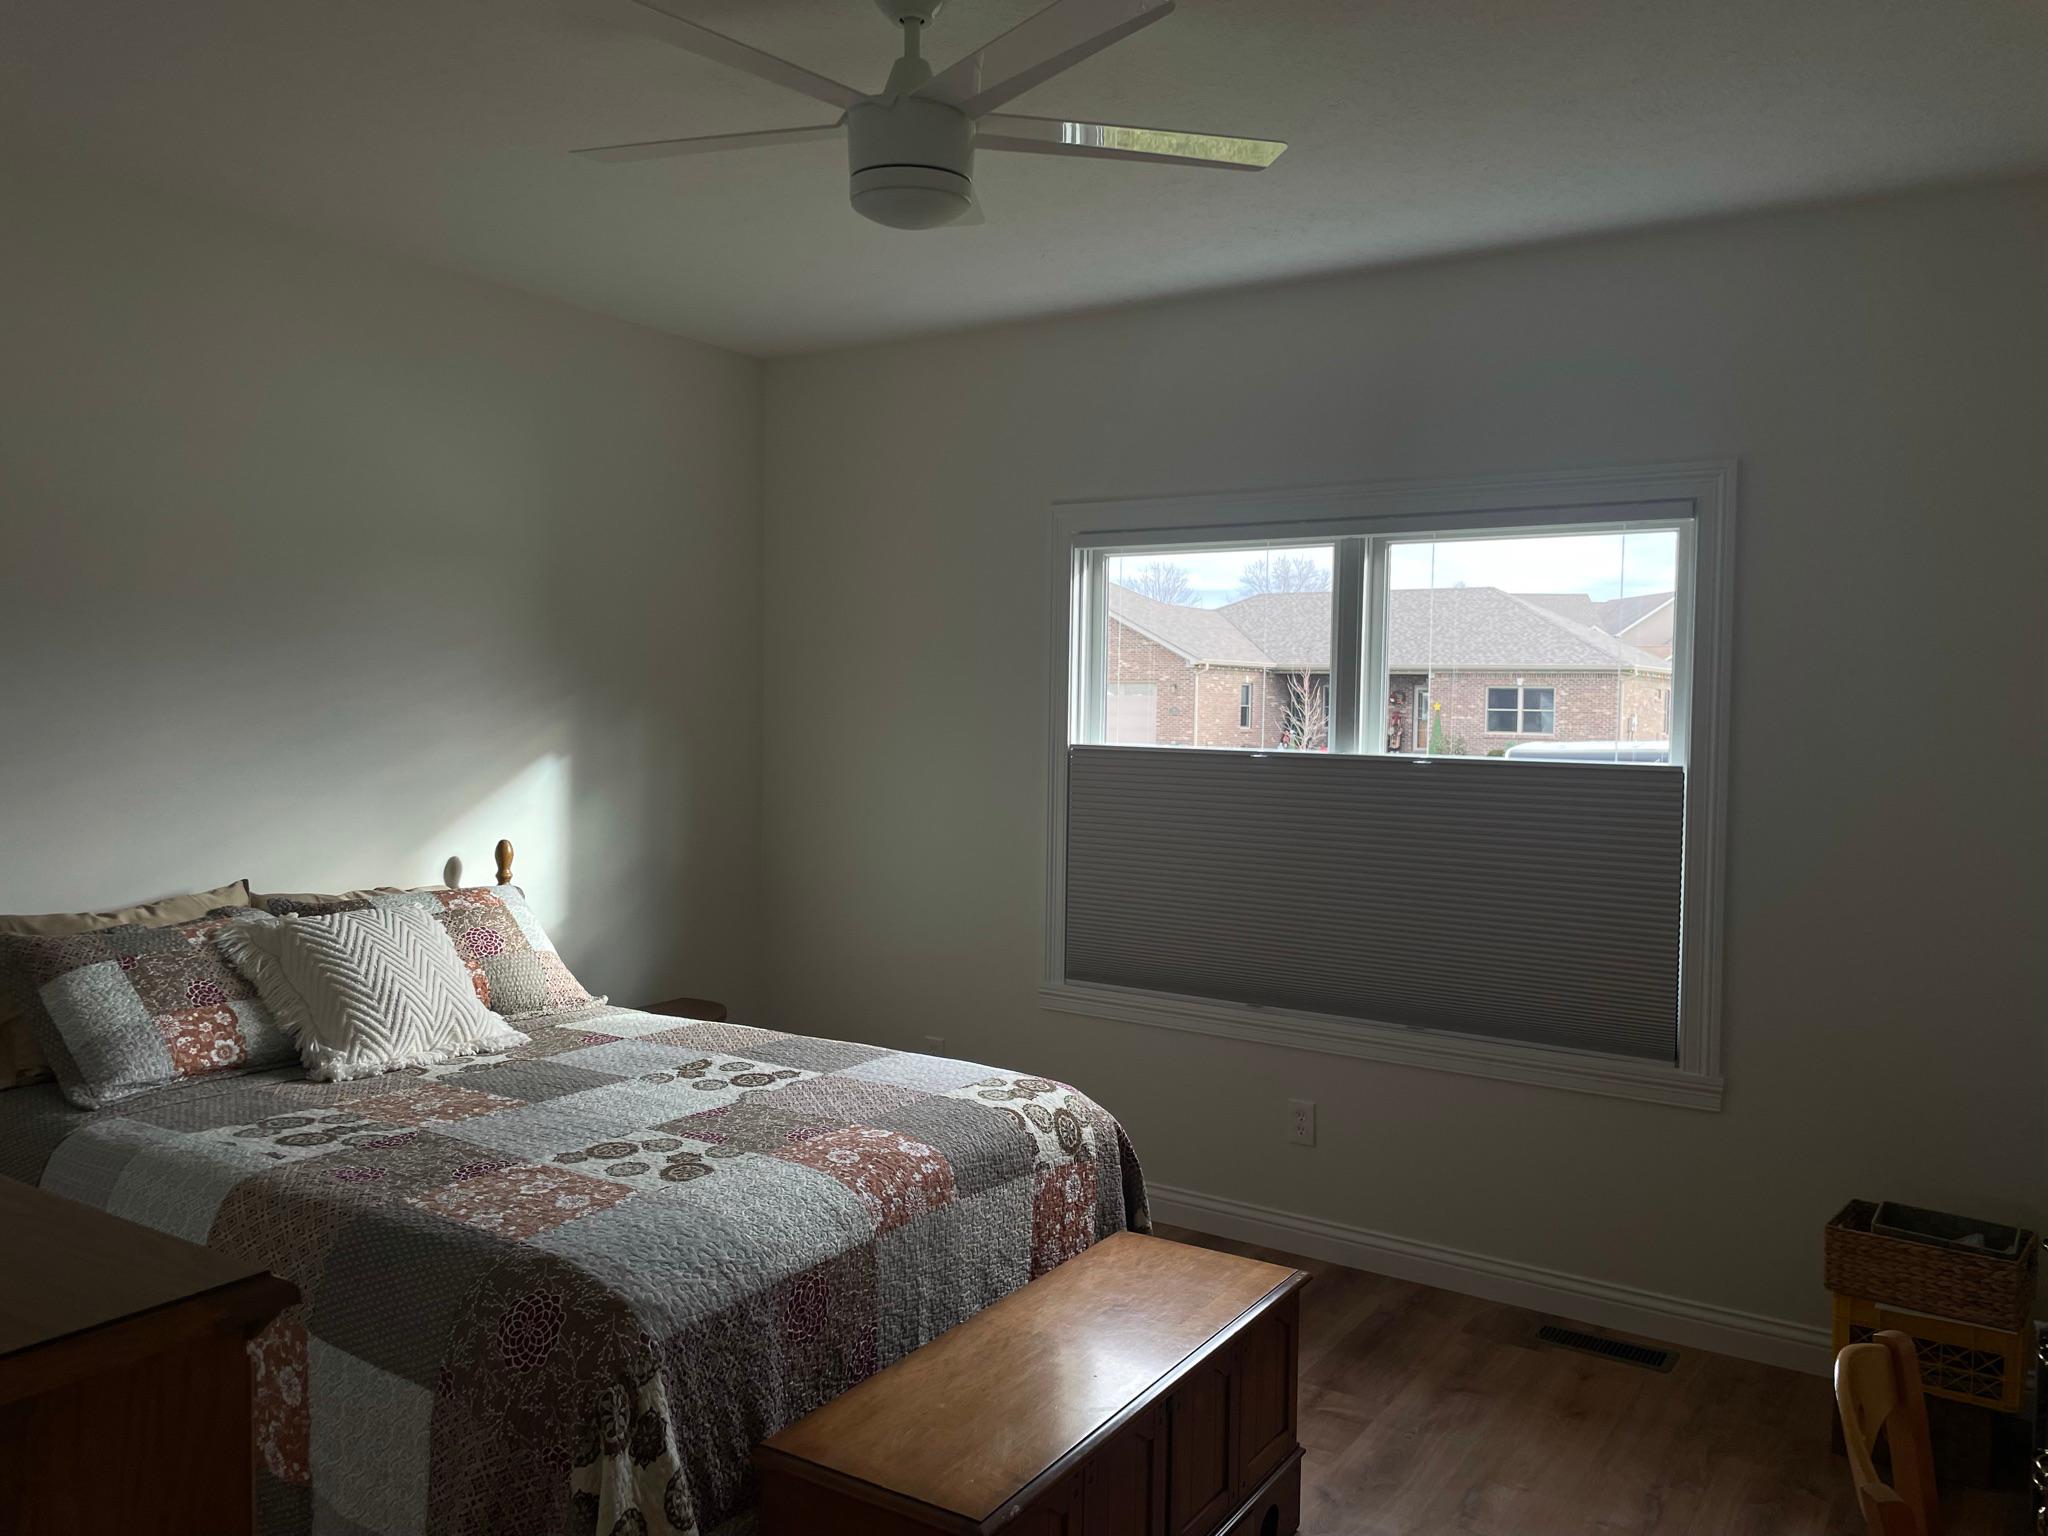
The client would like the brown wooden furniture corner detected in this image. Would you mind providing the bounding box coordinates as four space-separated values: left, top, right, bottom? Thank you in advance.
644 996 731 1022
0 1176 297 1535
756 1230 1307 1536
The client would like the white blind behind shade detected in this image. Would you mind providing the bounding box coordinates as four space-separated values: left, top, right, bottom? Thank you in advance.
1064 746 1684 1061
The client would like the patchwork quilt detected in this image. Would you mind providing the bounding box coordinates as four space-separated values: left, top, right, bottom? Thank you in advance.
0 1007 1149 1536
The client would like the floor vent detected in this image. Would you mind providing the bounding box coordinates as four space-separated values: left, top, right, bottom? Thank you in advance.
1535 1323 1678 1372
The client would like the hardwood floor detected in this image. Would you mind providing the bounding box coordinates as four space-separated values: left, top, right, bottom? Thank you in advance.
1155 1224 2030 1535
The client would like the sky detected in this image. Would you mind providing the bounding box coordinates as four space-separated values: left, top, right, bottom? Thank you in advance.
1109 531 1678 610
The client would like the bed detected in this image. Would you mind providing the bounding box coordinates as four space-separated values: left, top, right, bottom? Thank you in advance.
0 998 1148 1536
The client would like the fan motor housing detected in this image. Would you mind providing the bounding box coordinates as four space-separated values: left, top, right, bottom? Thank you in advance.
846 96 974 229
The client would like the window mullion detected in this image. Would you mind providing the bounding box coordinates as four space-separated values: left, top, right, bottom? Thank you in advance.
1076 550 1108 744
1331 537 1367 753
1358 536 1390 754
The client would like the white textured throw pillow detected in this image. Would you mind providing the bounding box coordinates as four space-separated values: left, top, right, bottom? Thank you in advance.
223 907 526 1081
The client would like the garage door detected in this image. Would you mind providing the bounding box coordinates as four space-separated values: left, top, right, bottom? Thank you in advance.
1106 683 1158 744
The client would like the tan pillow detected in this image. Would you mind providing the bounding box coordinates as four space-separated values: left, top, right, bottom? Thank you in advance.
249 886 405 916
0 878 252 1090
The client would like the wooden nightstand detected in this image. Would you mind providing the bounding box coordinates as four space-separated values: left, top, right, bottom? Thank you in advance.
643 996 729 1022
0 1176 297 1534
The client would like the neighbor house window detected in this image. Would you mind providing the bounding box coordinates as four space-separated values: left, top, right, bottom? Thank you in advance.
1486 685 1555 734
1046 463 1733 1109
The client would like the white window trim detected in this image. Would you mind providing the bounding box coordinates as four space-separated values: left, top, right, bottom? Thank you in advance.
1042 460 1735 1112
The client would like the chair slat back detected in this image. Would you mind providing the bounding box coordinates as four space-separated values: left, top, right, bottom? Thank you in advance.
1834 1331 1941 1536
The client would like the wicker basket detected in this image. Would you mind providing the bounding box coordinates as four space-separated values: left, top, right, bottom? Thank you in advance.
1825 1199 2039 1331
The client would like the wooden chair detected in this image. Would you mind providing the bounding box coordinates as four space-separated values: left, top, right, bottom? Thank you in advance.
1834 1329 1942 1536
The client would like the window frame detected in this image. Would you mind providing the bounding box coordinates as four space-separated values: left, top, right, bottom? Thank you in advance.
1043 461 1735 1111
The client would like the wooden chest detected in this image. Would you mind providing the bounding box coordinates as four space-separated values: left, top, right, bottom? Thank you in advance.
0 1176 298 1535
756 1232 1307 1536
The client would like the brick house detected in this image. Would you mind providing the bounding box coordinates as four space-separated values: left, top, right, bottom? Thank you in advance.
1105 584 1674 755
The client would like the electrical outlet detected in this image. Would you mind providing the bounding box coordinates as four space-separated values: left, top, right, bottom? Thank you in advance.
1288 1098 1316 1146
923 1035 946 1055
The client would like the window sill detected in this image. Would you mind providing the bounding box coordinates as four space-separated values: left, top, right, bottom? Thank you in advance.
1037 981 1724 1111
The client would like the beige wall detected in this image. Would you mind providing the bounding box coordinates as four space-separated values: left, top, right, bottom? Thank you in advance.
761 178 2048 1334
0 163 765 1016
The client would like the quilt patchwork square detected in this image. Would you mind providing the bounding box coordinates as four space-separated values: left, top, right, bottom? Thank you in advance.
434 1079 697 1160
1029 1160 1100 1278
873 1181 1031 1366
640 1021 792 1055
413 1163 631 1239
341 1080 527 1129
549 1128 720 1191
769 1126 956 1236
309 1338 435 1536
754 1072 925 1127
506 1020 627 1058
949 1073 1096 1168
199 1106 409 1167
865 1092 1035 1199
843 1049 999 1095
658 1093 833 1159
311 1204 518 1385
437 1057 621 1105
727 1032 892 1075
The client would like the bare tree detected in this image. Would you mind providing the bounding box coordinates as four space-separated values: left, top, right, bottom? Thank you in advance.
1237 554 1331 597
1280 670 1329 751
1123 561 1196 604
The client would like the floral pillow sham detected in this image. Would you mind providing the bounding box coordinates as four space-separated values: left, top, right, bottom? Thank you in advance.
252 885 596 1019
1 909 295 1109
0 877 253 1092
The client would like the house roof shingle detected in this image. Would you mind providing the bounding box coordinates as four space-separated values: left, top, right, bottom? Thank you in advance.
1593 592 1675 634
1108 584 1673 673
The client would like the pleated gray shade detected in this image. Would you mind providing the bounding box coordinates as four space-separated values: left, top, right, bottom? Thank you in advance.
1063 745 1685 1061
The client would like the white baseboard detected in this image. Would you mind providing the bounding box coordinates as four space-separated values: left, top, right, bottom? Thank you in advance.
1148 1182 1832 1376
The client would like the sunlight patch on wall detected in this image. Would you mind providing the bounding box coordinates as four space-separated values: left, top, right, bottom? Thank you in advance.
422 752 574 930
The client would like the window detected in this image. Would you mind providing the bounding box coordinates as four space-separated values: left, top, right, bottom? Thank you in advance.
1047 462 1734 1109
1390 527 1676 762
1096 544 1334 752
1485 685 1555 735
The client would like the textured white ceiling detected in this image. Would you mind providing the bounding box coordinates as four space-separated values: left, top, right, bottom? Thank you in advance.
5 0 2045 355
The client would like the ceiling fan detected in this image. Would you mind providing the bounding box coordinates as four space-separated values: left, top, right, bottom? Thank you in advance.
575 0 1287 230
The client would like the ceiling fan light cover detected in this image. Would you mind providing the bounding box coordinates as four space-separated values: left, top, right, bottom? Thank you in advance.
851 164 974 228
846 95 975 228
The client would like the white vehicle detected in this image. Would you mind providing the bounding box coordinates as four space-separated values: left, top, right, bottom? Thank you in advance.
1503 740 1672 764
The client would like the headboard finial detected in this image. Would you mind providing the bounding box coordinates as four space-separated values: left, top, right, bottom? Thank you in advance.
495 839 515 886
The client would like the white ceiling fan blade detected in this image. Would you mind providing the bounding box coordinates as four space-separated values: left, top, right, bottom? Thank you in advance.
575 123 843 164
621 0 866 111
977 114 1285 170
917 0 1174 119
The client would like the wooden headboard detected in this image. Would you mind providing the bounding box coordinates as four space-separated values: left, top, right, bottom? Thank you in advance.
495 840 515 887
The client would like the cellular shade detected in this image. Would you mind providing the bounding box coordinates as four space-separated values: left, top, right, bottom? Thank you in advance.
1063 746 1684 1060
